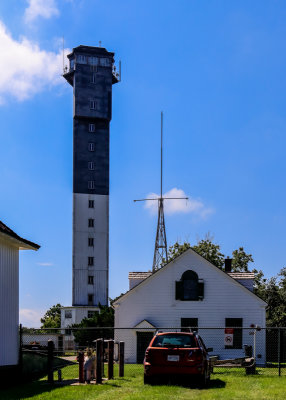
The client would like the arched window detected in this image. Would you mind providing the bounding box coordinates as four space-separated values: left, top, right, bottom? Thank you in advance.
182 270 198 300
175 270 204 301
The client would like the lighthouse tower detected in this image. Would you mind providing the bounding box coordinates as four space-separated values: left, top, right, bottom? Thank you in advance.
61 45 119 327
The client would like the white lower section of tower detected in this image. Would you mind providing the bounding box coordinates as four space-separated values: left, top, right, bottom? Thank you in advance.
72 193 109 306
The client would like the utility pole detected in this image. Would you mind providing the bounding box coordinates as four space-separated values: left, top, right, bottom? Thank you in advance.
134 112 188 272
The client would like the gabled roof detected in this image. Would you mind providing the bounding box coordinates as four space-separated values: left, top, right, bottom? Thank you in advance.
134 319 156 329
114 248 267 306
0 220 40 250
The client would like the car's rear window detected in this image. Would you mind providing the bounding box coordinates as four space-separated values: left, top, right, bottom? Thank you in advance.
152 334 197 348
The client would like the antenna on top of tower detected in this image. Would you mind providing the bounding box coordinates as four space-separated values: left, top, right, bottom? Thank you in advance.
134 112 188 272
62 36 68 75
99 41 102 47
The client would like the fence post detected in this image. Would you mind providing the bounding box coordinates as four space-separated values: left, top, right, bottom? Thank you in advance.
102 338 105 377
47 340 54 384
96 338 103 384
278 328 281 377
78 352 85 383
108 340 114 380
119 341 125 377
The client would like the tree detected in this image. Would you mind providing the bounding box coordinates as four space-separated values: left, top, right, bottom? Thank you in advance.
41 304 62 329
163 241 191 264
231 247 253 272
72 304 114 347
252 269 267 300
164 235 225 269
192 236 225 269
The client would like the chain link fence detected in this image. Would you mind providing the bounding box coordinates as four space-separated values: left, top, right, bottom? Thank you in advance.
20 326 286 382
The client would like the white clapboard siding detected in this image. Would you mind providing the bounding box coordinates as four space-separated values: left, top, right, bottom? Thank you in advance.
114 249 267 364
0 240 19 366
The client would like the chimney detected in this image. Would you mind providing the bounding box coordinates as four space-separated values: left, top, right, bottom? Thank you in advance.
225 258 232 272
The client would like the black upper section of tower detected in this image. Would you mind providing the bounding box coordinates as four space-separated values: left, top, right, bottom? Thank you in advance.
64 45 118 195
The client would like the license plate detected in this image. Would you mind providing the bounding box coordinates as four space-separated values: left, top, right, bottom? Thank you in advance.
167 355 179 362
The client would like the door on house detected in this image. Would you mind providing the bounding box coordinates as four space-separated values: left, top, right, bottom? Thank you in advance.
136 331 154 364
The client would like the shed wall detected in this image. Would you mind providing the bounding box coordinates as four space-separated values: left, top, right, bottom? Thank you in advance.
0 240 19 366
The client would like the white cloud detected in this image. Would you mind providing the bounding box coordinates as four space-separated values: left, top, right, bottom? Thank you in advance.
0 21 69 102
144 188 214 219
20 308 42 327
24 0 59 23
37 262 54 266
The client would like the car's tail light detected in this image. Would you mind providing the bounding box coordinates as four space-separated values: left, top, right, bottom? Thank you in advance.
188 349 203 362
145 348 152 363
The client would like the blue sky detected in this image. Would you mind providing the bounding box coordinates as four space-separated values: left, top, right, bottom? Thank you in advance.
0 0 286 326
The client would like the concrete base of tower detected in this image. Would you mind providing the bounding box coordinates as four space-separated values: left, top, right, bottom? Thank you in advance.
72 192 109 306
61 305 100 328
60 305 101 349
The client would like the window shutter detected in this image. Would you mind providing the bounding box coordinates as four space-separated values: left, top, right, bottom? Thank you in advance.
198 281 204 299
175 281 183 300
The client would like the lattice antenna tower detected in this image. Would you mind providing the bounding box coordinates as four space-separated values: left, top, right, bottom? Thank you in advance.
134 112 188 272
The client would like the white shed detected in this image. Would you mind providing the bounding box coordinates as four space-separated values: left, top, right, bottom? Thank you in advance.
114 249 267 364
0 220 39 371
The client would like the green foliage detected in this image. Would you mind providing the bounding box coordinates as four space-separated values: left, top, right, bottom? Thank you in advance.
231 247 254 272
72 304 114 347
162 241 191 264
40 304 62 329
164 235 225 269
192 237 225 269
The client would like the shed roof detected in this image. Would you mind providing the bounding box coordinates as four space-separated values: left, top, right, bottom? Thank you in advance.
128 272 152 279
0 220 40 250
227 272 255 279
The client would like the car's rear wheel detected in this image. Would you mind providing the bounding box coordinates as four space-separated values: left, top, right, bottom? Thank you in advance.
144 374 153 385
199 370 210 388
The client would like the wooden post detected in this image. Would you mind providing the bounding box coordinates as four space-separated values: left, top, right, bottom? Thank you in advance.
108 340 114 379
101 339 105 377
57 370 62 382
96 339 103 384
78 352 85 383
47 340 54 384
119 341 124 377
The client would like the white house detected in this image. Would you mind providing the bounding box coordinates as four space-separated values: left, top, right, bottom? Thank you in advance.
114 249 267 364
0 220 39 378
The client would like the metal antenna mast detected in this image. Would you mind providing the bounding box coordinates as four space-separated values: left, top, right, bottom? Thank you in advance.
134 112 188 272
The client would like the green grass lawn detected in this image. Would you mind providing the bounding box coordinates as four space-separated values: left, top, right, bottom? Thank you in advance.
1 364 286 400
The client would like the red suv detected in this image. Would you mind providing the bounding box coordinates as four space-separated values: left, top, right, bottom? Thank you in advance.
143 332 212 386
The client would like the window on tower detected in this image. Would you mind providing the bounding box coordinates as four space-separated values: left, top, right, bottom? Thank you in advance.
88 310 98 318
89 57 98 66
89 200 94 208
90 100 97 110
100 58 110 67
89 124 95 133
88 257 94 266
91 74 96 84
88 218 94 227
88 237 94 247
88 294 94 306
88 143 95 151
88 275 94 285
88 162 95 170
77 54 87 64
88 181 95 189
